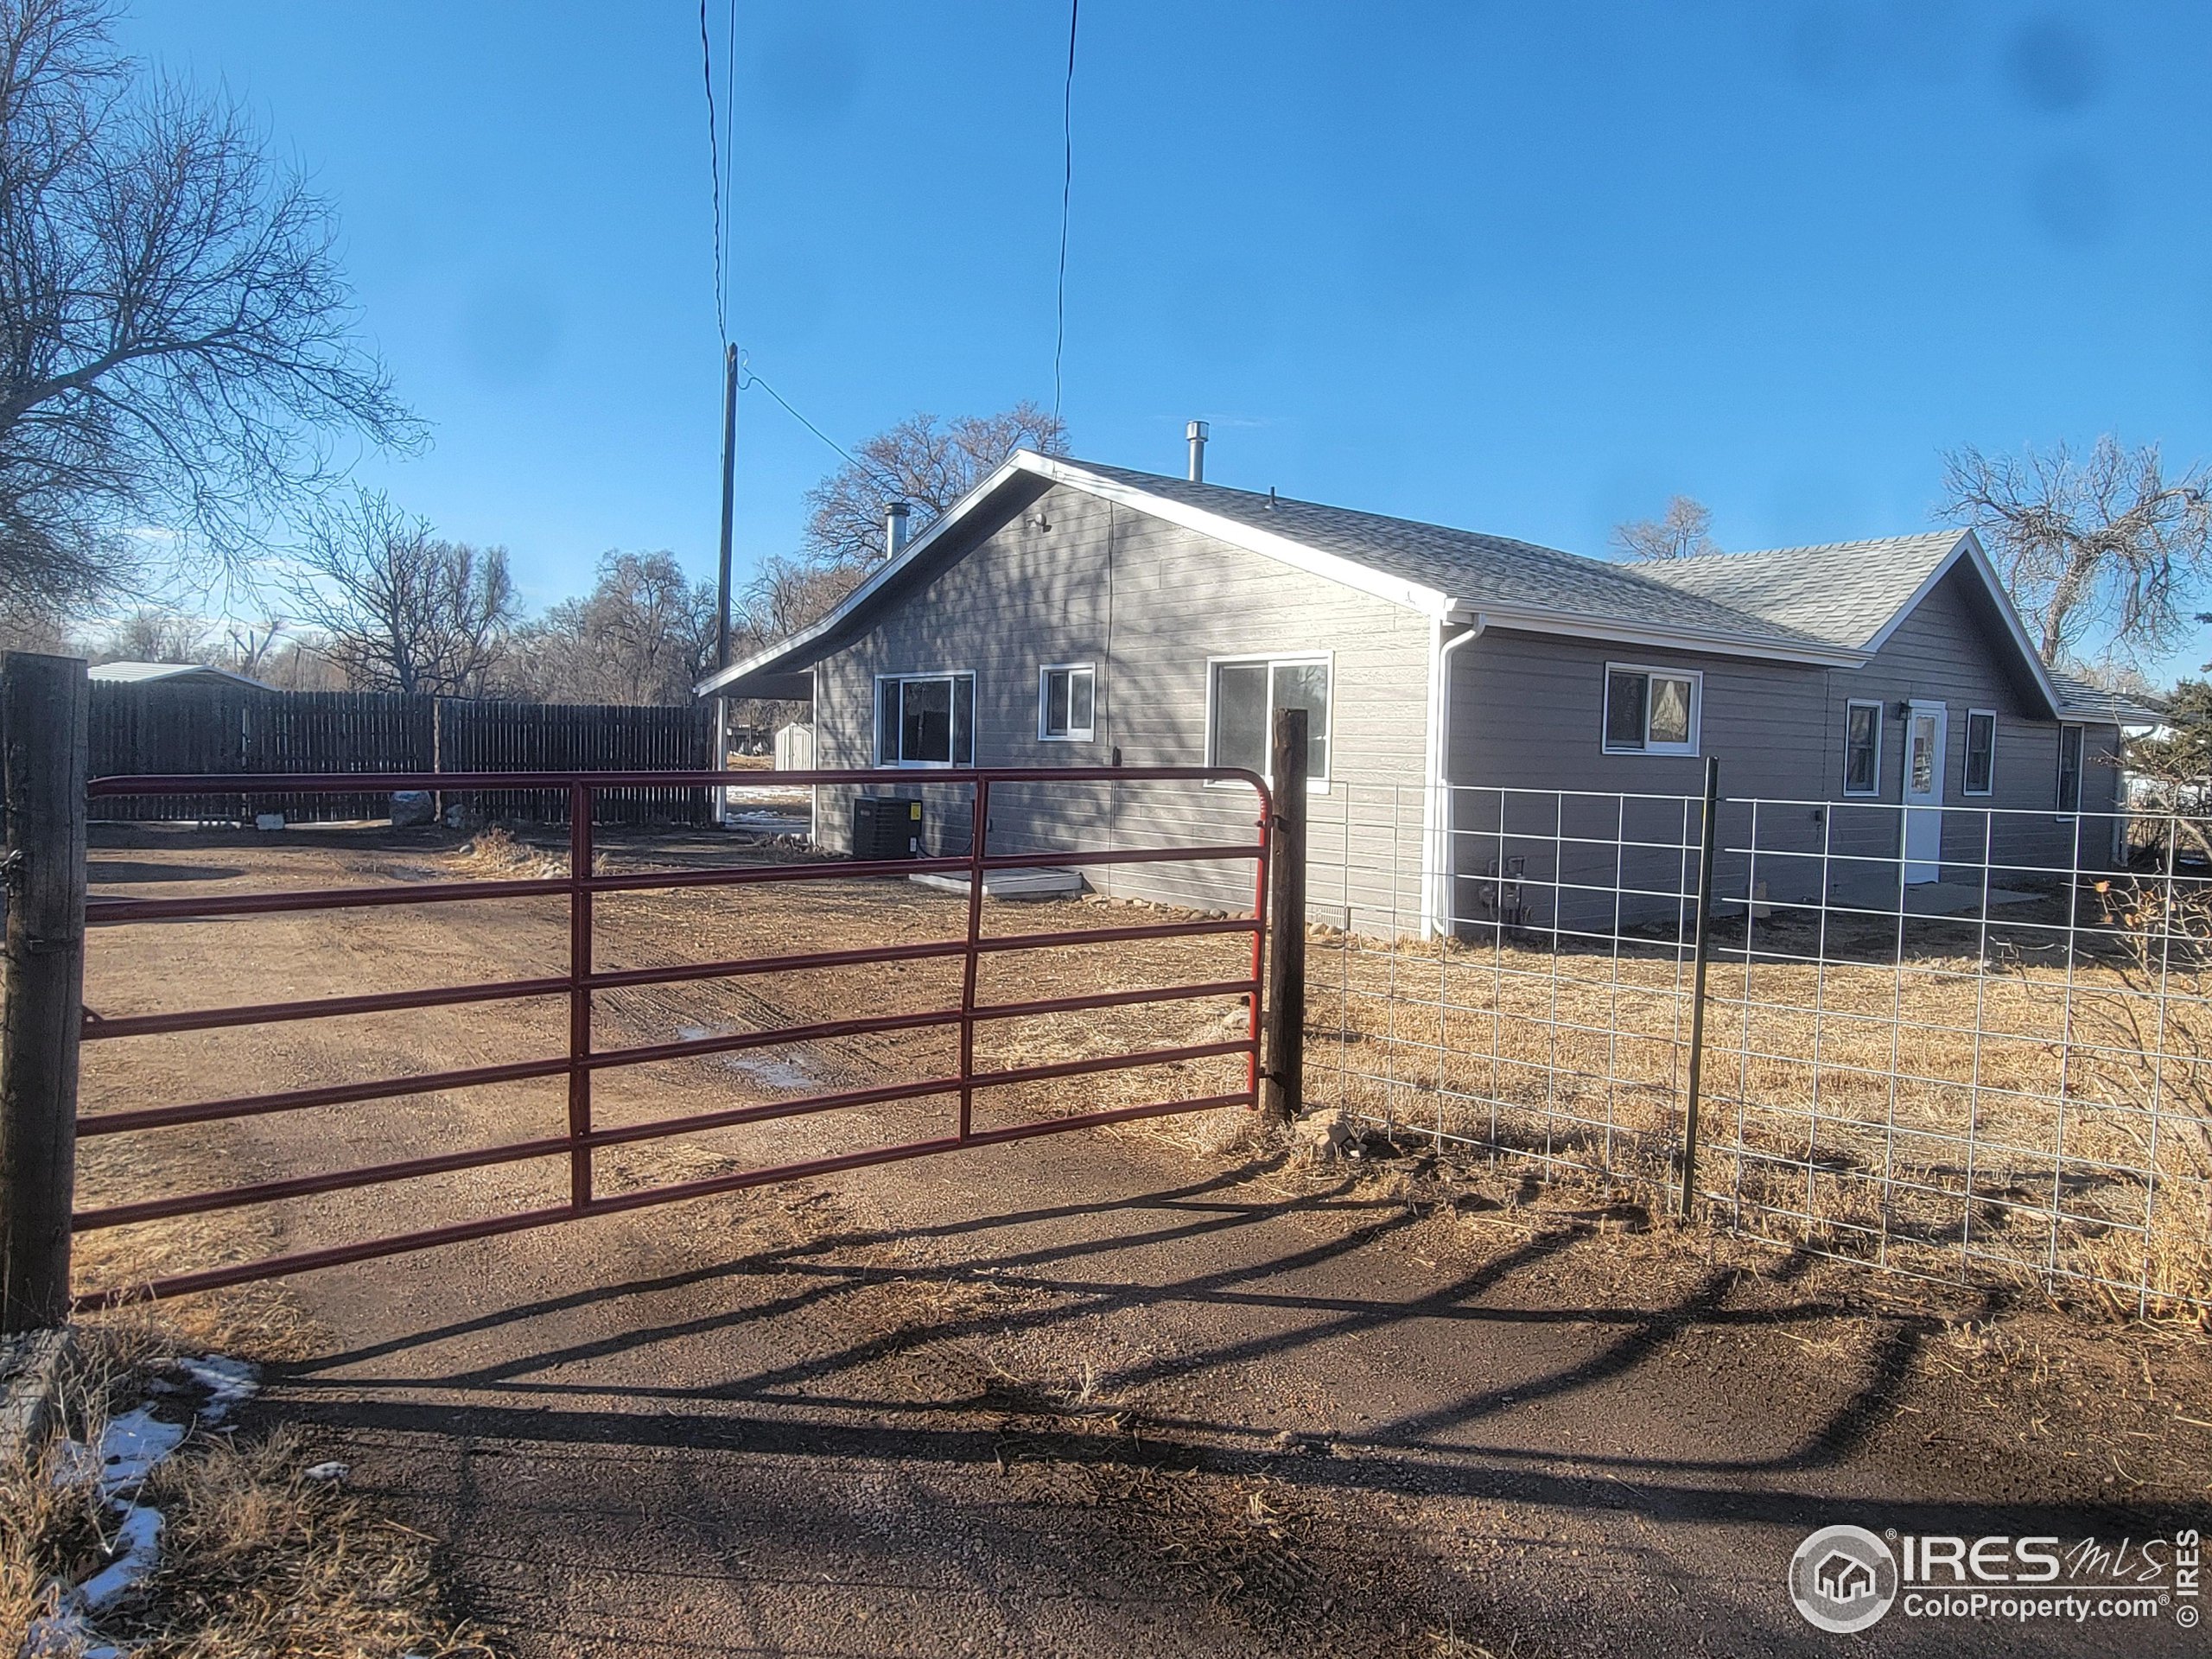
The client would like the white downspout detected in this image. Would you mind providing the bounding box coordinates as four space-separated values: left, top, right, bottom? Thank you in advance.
1421 614 1483 938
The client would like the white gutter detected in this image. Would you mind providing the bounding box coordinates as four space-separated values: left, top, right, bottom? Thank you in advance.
1420 614 1484 938
1443 603 1866 670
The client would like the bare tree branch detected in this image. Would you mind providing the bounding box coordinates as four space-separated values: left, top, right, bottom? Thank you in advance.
1941 435 2212 669
801 401 1069 568
505 550 718 705
283 487 515 696
0 0 421 612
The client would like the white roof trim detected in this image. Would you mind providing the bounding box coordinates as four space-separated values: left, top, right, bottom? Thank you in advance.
696 455 2101 709
696 448 1454 697
1854 529 2067 720
696 450 1043 696
1023 454 1454 618
1448 605 1866 668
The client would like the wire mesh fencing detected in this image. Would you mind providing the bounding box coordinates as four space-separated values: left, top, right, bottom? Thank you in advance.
1307 779 2212 1320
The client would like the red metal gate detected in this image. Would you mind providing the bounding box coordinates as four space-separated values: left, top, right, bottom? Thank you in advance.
73 766 1271 1308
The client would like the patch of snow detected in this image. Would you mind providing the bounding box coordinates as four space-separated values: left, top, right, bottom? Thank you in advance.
169 1354 258 1425
78 1504 162 1611
49 1408 188 1500
25 1355 267 1653
22 1609 92 1656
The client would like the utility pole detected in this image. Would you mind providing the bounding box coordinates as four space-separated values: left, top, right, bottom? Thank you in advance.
715 341 739 673
713 342 739 824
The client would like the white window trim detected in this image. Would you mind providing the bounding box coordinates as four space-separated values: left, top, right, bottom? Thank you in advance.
1203 651 1334 793
2055 721 2085 820
1842 698 1885 798
1599 663 1703 758
1963 707 1998 798
872 670 976 769
1036 661 1096 742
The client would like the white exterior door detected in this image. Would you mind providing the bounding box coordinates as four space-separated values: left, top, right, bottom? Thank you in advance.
1902 700 1948 884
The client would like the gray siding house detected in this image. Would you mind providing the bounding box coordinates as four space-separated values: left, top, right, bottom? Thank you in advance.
699 450 2141 938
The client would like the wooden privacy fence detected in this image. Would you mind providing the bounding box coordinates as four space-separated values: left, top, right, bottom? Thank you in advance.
79 683 715 826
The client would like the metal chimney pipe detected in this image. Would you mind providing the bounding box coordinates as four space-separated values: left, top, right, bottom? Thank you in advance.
885 499 912 557
1186 420 1209 483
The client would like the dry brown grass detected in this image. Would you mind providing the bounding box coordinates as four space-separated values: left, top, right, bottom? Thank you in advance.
1304 924 2212 1323
111 1425 493 1658
0 1334 491 1659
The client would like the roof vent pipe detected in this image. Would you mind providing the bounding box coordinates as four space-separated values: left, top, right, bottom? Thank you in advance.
1186 420 1209 483
885 499 912 558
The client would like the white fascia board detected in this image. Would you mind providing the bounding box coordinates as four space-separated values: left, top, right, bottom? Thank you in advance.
1856 530 2067 719
1027 454 1456 618
1448 604 1867 669
692 452 1042 697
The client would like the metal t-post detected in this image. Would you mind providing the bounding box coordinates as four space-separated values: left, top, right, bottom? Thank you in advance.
1680 755 1720 1218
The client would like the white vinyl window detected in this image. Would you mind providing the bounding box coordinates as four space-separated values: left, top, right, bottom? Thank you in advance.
874 672 975 767
1602 664 1701 756
1964 709 1997 797
2056 722 2084 816
1038 663 1096 741
1207 655 1331 789
1843 700 1883 796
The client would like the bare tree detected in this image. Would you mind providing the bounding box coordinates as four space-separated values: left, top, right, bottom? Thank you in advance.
1942 436 2212 668
218 613 287 679
1611 495 1720 562
0 594 63 652
803 402 1069 567
734 550 870 649
87 606 207 663
253 634 344 691
506 550 718 705
285 488 516 696
0 0 418 613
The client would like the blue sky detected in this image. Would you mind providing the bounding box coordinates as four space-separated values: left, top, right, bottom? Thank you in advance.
118 3 2212 676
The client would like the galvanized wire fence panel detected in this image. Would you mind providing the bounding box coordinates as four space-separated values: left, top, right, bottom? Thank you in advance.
1309 781 2212 1319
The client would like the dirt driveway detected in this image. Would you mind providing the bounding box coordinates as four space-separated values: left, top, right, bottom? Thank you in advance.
72 823 2212 1658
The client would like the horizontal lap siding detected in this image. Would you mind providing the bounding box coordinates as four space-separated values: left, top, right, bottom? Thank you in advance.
1447 630 1827 933
812 483 1433 931
1830 570 2120 876
1445 568 2128 936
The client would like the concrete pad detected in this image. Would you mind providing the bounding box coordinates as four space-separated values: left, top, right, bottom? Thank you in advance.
908 867 1087 900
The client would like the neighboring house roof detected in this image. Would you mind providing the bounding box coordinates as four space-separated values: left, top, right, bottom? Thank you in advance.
696 451 2113 724
89 661 268 690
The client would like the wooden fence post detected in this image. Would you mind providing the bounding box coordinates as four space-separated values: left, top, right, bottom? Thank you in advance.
1 653 88 1333
1262 707 1308 1122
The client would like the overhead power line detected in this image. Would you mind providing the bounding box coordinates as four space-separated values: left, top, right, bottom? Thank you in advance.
1053 0 1079 419
699 0 730 345
738 357 899 492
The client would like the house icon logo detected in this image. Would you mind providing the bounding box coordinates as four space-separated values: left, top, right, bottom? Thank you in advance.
1789 1525 1897 1633
1815 1552 1873 1602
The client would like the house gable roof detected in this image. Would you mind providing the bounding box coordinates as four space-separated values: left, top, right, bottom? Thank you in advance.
1625 532 1968 652
696 453 2123 723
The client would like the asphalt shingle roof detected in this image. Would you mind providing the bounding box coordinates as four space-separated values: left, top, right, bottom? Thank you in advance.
2045 667 2164 724
707 453 2126 725
1621 532 1967 652
1067 461 1839 650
